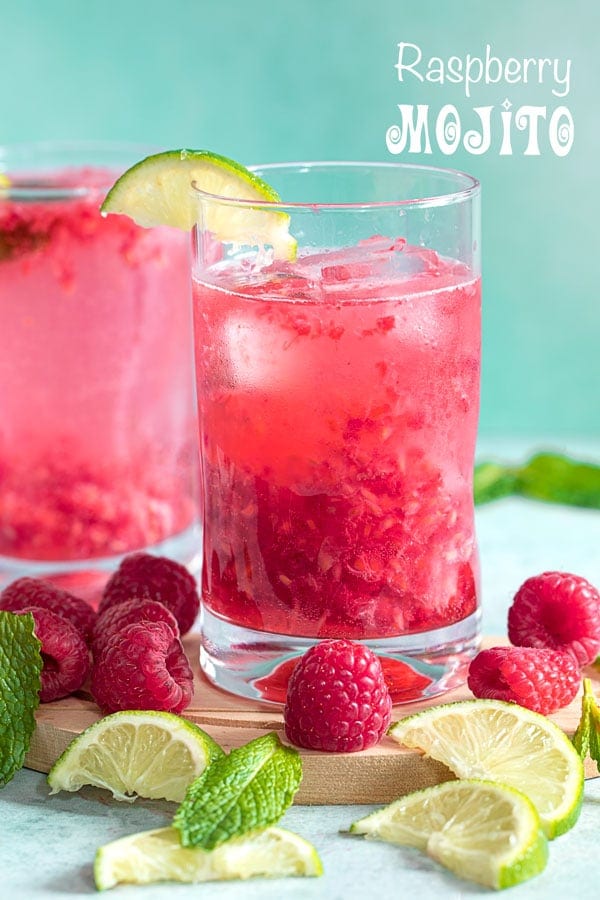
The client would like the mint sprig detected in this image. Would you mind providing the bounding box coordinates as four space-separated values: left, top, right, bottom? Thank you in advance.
0 223 50 262
173 732 302 850
572 678 600 766
474 451 600 509
0 611 42 785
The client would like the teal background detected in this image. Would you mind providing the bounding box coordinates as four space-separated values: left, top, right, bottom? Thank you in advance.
1 0 598 437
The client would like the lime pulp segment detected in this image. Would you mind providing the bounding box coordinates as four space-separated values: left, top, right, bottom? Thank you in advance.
388 698 584 839
100 149 297 259
47 710 224 803
94 826 323 890
350 779 548 890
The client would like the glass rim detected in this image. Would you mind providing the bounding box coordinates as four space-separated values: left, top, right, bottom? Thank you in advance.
0 139 160 200
191 160 480 212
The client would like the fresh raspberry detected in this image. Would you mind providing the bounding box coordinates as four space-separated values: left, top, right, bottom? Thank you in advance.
15 606 90 702
508 571 600 667
0 577 96 643
284 639 392 752
467 646 580 715
91 598 180 658
90 621 194 714
99 553 199 635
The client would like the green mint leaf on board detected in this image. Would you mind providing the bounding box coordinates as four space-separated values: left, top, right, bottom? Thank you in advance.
586 683 600 768
571 678 592 760
474 451 600 509
0 611 42 786
571 678 600 770
173 732 302 850
590 712 600 768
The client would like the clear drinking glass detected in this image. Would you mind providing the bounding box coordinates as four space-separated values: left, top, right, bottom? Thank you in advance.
192 162 481 702
0 142 201 598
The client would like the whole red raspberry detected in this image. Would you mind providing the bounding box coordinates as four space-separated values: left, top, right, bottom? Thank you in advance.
15 606 90 702
90 621 194 714
508 571 600 667
99 553 199 635
468 646 580 715
91 598 180 658
284 639 392 752
0 577 96 643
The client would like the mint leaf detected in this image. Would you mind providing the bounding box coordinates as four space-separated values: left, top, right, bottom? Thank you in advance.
473 462 519 505
0 223 50 262
173 732 302 850
571 678 600 772
518 453 600 508
571 679 592 759
474 451 600 509
589 713 600 768
585 684 600 769
0 611 42 785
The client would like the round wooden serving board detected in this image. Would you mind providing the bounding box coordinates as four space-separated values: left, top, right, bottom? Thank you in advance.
25 635 599 804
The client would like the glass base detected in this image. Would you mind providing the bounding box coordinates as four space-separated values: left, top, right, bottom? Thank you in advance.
0 521 203 603
199 606 482 705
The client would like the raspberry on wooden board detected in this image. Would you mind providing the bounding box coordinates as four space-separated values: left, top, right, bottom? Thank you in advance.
99 553 199 635
467 646 581 715
14 606 90 702
91 598 180 658
284 639 392 752
0 577 96 643
90 621 194 714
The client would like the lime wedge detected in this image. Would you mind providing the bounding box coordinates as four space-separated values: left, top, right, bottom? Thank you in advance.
350 779 548 890
94 825 323 890
101 149 296 258
47 710 223 803
388 698 584 838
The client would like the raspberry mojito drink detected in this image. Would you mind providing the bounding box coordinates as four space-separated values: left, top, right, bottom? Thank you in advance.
0 143 199 589
192 162 481 702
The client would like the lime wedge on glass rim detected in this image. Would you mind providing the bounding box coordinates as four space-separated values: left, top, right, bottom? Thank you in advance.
350 779 548 890
94 825 323 890
100 149 297 258
388 698 584 839
47 709 224 803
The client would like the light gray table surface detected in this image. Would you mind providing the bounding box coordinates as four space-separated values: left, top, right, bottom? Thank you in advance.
2 438 599 899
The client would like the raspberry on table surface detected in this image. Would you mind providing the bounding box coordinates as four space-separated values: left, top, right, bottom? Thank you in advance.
99 552 199 635
508 570 600 667
14 605 90 703
284 639 392 752
0 576 97 643
90 621 194 714
467 645 581 715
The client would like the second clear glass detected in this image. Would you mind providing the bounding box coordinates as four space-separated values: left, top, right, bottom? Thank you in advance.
0 142 201 597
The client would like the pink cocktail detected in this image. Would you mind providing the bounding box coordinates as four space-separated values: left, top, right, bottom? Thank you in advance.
192 162 481 701
0 143 199 589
